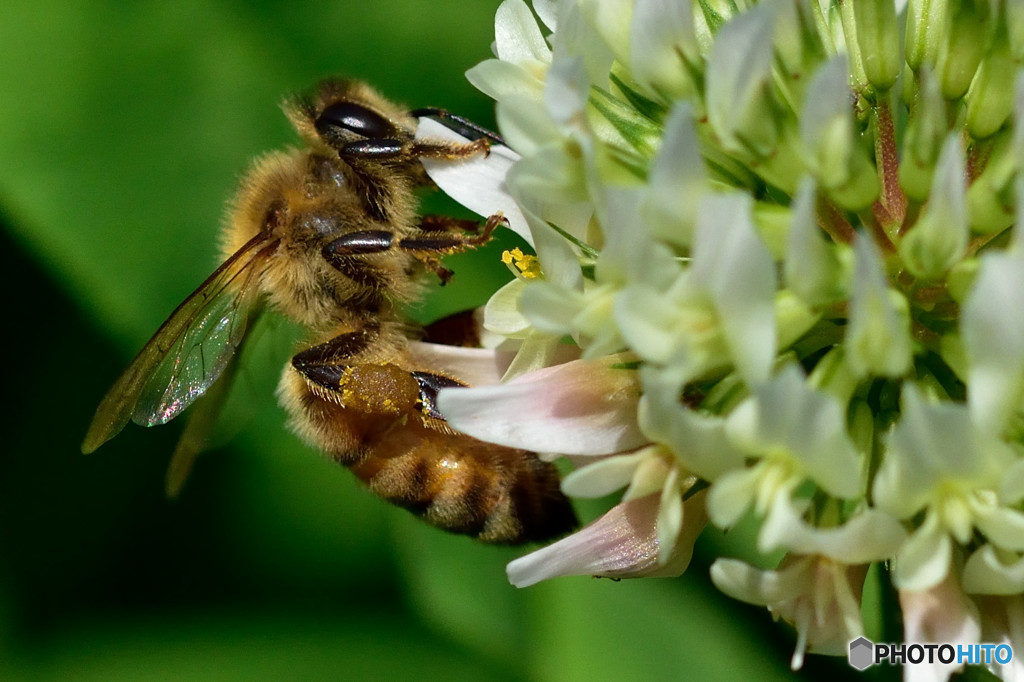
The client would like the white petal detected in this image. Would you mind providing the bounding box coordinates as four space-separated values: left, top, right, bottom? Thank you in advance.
506 493 699 586
560 450 647 498
963 545 1024 595
550 2 614 87
712 555 868 668
483 278 531 338
593 185 681 289
762 503 907 564
705 3 776 152
875 384 1014 518
801 56 854 186
613 285 690 365
899 134 968 279
692 193 777 386
437 355 645 455
999 459 1024 505
725 364 862 499
975 506 1024 552
622 448 673 500
494 94 563 156
504 140 588 205
710 556 807 607
519 280 584 335
494 0 551 64
641 101 706 247
416 119 531 245
532 0 557 31
893 514 953 591
706 466 760 529
515 202 585 291
543 54 589 126
499 332 578 381
630 0 698 99
405 341 511 387
974 594 1024 681
578 0 633 66
657 467 684 561
846 234 913 378
466 58 545 102
900 572 981 682
963 248 1024 435
785 177 846 306
638 370 746 480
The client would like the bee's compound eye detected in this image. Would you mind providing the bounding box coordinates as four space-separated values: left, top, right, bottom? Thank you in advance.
316 101 395 140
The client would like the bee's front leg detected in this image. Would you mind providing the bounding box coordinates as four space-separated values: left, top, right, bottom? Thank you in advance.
407 107 507 146
338 136 490 163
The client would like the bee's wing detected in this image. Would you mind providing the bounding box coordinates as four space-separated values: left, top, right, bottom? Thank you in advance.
82 234 279 453
163 321 250 498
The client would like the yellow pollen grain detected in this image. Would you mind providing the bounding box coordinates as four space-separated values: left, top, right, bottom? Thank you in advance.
501 247 542 279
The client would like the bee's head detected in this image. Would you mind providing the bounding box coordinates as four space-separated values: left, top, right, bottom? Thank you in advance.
284 78 415 154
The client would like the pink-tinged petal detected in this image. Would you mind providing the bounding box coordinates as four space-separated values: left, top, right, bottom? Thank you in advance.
416 119 531 244
900 570 981 682
975 595 1024 682
405 341 513 387
437 355 645 455
506 490 707 587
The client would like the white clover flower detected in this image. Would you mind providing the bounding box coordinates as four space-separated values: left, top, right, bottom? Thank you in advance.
712 556 868 671
507 446 709 586
419 0 1024 674
873 384 1024 591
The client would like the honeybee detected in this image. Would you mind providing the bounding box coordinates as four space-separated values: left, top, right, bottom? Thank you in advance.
82 79 577 544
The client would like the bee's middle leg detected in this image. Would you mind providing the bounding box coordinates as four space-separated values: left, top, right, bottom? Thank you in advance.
321 213 506 284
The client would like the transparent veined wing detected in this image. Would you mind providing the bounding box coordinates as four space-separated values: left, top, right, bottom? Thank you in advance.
163 315 254 498
82 233 280 453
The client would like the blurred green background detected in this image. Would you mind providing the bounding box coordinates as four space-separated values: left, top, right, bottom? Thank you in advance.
0 2 873 680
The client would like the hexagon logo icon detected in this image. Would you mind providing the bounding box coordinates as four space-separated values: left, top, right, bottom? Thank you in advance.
848 637 874 671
